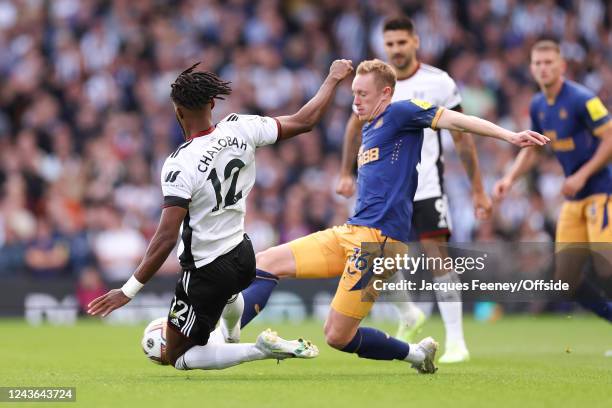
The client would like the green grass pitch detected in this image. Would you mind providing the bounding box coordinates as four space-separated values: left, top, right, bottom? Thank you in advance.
1 316 610 408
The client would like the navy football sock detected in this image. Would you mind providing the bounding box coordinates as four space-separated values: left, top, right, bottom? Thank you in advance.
341 327 410 360
575 278 612 323
240 269 279 328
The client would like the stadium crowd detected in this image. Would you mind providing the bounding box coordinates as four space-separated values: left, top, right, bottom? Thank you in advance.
0 0 611 297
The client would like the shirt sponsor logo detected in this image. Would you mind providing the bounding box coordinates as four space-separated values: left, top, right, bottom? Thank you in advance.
164 170 181 183
358 147 380 168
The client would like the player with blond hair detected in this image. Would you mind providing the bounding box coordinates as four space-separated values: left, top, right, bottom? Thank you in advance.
229 58 549 374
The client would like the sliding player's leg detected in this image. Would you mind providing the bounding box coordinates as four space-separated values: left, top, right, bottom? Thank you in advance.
167 237 319 370
165 270 277 370
237 227 346 329
324 242 438 374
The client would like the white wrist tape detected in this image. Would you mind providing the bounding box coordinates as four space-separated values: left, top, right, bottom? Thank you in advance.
121 276 144 299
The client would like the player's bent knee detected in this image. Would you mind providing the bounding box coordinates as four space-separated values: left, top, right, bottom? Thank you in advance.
324 324 353 350
255 245 296 278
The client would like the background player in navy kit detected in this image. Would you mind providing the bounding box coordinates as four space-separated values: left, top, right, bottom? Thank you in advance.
232 59 548 374
87 59 355 370
494 39 612 323
336 17 492 363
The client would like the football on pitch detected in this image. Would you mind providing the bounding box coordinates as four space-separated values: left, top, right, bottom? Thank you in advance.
141 317 168 365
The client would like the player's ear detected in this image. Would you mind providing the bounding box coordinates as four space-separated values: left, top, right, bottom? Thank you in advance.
383 86 393 98
560 57 567 74
413 34 420 50
210 99 215 109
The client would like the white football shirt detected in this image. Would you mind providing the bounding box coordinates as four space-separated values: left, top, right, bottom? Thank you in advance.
161 114 279 268
391 63 462 201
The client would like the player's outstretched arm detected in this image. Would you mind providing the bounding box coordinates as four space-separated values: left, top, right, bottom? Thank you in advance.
336 113 365 198
87 206 186 317
450 128 492 219
436 109 550 147
275 59 353 141
561 125 612 198
492 147 540 200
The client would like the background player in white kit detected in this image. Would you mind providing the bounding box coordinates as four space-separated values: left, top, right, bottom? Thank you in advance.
88 59 354 370
336 17 492 363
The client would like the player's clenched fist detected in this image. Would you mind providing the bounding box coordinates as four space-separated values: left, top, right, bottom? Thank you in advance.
328 59 353 82
335 174 356 198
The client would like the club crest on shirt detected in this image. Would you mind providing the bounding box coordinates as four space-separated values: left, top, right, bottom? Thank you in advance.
559 108 568 120
539 111 545 121
374 118 384 129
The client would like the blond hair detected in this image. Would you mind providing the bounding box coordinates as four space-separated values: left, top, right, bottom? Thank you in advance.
356 59 397 90
531 40 561 56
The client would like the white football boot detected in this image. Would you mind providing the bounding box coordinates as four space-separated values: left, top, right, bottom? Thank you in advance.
255 329 319 360
410 336 438 374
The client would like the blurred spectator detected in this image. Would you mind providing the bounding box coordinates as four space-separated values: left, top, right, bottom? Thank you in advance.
24 218 70 279
92 204 146 281
75 266 107 314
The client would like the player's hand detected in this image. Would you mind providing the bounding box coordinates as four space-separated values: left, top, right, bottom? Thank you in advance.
507 130 550 147
561 173 587 198
328 59 354 82
492 177 513 201
87 289 131 317
473 190 492 220
336 174 356 198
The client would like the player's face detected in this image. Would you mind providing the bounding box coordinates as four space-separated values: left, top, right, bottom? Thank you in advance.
383 30 419 71
530 50 565 88
352 73 392 121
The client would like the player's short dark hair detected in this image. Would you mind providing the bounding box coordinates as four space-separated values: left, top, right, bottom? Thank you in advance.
170 62 232 110
383 16 415 34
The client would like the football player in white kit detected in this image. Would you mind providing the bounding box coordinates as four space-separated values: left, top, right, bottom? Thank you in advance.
336 17 492 363
88 59 354 370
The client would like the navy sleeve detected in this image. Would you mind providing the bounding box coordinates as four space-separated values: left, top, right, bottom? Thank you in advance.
393 99 443 132
529 99 543 134
573 91 611 137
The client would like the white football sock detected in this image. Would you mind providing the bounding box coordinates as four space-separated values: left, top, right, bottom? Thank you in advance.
220 293 244 341
433 273 465 348
175 343 267 370
404 344 425 364
207 327 225 345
